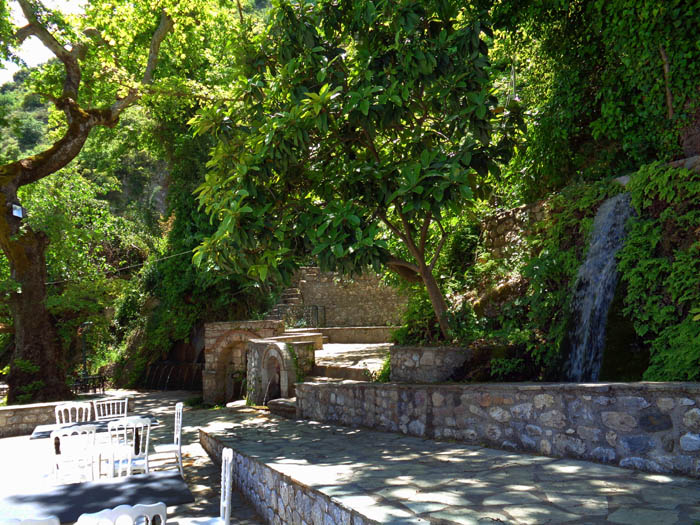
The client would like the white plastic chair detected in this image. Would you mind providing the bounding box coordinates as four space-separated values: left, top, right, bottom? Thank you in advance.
174 448 234 525
0 518 60 525
76 502 166 525
93 398 128 421
154 402 183 476
50 424 97 483
107 416 151 475
55 401 92 424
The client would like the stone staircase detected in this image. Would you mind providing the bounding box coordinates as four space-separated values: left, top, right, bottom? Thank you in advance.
267 343 391 418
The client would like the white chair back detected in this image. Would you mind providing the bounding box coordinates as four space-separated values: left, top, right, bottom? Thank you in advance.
174 401 183 450
76 502 166 525
0 518 60 525
50 424 97 483
220 447 234 524
55 401 92 424
108 416 151 474
92 398 128 421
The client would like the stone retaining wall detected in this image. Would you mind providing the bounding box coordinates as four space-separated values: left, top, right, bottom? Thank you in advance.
321 326 397 344
200 429 377 525
482 200 547 259
298 267 407 327
390 346 471 383
296 381 700 478
0 395 135 438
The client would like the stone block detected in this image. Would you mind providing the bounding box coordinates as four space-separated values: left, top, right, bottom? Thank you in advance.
602 412 637 432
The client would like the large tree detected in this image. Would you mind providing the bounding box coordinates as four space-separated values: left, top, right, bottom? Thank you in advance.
194 0 514 338
0 0 184 402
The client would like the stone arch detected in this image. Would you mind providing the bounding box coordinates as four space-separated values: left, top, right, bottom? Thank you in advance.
260 345 292 402
202 321 285 405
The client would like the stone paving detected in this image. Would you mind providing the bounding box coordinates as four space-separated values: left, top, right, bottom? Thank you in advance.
4 389 700 524
198 403 700 525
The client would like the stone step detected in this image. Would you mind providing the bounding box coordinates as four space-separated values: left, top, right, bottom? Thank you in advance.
311 365 369 382
267 397 297 419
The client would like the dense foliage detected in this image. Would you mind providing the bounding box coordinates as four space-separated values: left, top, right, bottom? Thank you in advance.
489 0 700 201
618 162 700 380
193 0 527 337
1 0 699 397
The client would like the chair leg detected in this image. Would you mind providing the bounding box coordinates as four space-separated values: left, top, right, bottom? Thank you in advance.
177 451 184 477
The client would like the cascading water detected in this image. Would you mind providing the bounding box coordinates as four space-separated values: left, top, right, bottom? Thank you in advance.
566 192 634 382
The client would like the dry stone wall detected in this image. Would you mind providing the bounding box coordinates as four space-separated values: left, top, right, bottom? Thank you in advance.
296 381 700 478
297 267 407 327
482 200 547 259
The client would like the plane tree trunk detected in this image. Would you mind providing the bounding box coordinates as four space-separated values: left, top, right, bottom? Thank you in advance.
0 2 173 403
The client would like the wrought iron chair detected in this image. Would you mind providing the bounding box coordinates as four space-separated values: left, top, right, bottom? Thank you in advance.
154 401 184 476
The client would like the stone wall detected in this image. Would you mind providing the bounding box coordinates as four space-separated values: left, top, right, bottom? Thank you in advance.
297 267 407 327
0 396 135 438
390 346 471 383
200 429 377 525
481 200 547 259
247 340 315 405
296 381 700 478
203 321 284 405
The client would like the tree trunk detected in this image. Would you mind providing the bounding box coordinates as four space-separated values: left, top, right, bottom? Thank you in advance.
417 262 450 340
1 212 71 403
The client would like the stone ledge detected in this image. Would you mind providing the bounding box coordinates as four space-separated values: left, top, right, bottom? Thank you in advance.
296 381 700 478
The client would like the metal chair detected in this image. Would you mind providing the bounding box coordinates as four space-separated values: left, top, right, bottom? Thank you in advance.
0 518 60 525
76 502 166 525
107 416 151 475
55 401 92 424
50 424 97 483
154 402 183 476
92 398 128 421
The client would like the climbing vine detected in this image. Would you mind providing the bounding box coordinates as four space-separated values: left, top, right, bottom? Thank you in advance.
617 162 700 380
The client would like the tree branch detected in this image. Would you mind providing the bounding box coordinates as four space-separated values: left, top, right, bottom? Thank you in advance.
377 210 409 246
395 202 420 258
428 220 447 272
418 212 432 254
17 0 80 100
109 10 174 116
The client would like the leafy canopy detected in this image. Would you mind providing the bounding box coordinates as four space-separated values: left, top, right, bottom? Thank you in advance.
194 0 503 291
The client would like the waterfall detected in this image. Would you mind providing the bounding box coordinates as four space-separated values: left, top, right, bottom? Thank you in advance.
566 192 634 382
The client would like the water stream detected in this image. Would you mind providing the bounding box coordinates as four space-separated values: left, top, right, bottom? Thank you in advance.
566 192 634 382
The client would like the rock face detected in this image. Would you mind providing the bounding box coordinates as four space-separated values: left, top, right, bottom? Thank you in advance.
296 382 700 478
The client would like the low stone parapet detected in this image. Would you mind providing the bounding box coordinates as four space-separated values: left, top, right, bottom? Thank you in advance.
200 429 374 525
296 381 700 478
0 394 135 438
390 346 471 383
